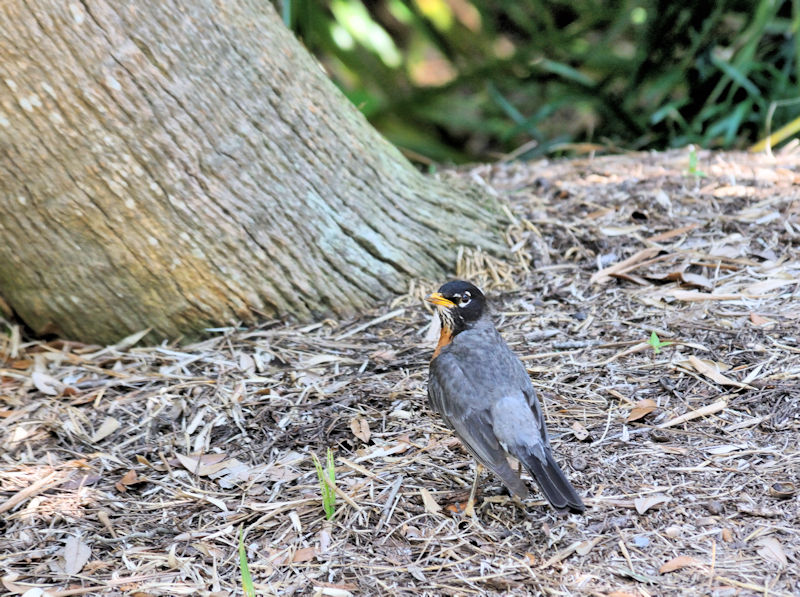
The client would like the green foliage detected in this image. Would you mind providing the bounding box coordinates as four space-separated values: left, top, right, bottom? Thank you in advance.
289 0 800 162
648 331 673 354
238 526 255 597
312 448 337 520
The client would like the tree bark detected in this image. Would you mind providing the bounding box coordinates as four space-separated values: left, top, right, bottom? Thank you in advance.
0 1 504 344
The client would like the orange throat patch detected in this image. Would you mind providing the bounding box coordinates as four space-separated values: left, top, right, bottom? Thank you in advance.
433 325 453 359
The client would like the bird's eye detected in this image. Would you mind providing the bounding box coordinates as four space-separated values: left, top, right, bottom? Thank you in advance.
459 292 471 306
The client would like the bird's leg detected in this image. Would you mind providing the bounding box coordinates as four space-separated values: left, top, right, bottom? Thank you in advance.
463 463 483 518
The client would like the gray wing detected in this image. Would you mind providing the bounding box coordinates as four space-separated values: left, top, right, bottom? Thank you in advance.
428 352 528 497
505 343 550 446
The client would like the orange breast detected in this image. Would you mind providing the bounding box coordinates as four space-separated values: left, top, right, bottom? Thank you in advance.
433 326 453 359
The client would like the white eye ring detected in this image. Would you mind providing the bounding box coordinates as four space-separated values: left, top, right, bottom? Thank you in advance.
459 292 471 306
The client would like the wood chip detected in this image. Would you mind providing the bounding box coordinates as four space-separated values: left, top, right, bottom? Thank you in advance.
659 555 703 573
647 223 701 242
590 247 661 285
3 151 799 597
658 399 728 428
0 471 62 513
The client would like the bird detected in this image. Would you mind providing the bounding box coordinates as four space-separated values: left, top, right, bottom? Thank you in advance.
426 280 585 515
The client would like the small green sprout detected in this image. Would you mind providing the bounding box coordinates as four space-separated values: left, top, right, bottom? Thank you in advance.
687 145 706 177
312 448 336 520
238 525 255 597
648 331 673 354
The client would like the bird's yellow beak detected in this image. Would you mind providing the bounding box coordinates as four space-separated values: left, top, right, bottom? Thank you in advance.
426 292 456 308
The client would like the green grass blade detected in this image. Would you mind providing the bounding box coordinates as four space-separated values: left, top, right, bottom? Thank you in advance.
538 58 596 87
312 450 337 519
238 526 255 597
487 82 526 125
709 53 761 98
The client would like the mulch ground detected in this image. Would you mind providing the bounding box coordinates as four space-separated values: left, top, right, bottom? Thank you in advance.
1 148 799 596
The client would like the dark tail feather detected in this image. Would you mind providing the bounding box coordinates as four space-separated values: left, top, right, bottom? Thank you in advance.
520 449 585 514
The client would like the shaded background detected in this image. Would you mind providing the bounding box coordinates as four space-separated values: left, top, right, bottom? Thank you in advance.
282 0 800 163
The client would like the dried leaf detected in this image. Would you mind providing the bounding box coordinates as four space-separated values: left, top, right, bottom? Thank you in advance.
204 495 229 512
31 371 63 395
175 452 229 476
319 526 332 553
746 278 796 295
238 352 256 375
708 243 743 258
704 443 748 455
353 441 409 462
686 355 751 389
634 493 670 515
407 564 426 582
208 458 251 488
349 417 371 443
680 272 712 289
575 536 603 556
626 399 657 423
115 469 143 492
291 546 317 563
63 536 91 575
659 555 702 573
755 536 787 567
300 354 351 368
419 488 442 514
111 328 151 350
90 416 120 442
265 465 301 483
1 576 35 595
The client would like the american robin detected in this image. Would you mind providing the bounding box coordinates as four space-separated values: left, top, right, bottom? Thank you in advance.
426 280 585 514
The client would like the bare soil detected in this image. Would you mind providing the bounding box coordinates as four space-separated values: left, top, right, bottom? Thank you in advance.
1 149 799 596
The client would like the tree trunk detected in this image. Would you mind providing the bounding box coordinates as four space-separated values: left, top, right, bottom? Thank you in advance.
0 1 504 344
